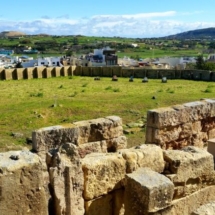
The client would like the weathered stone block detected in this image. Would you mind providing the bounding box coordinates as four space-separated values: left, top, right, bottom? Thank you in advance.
153 186 215 215
112 189 125 215
32 116 123 158
164 146 214 183
48 143 85 215
147 107 183 128
120 144 165 173
202 99 215 117
78 140 107 158
85 194 113 215
124 168 174 214
0 150 48 215
147 100 214 130
208 129 215 139
107 136 127 152
183 101 211 122
192 201 215 215
82 153 126 200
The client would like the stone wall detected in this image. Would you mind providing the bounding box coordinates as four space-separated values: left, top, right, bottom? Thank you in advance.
0 65 214 81
146 99 215 149
1 114 215 214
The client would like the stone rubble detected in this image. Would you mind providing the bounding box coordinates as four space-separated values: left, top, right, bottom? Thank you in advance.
1 111 215 214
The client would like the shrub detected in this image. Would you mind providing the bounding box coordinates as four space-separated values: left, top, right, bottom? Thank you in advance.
105 86 112 90
113 88 120 92
30 92 43 97
82 83 88 87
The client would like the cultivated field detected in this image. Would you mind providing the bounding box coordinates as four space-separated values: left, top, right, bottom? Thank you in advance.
1 76 215 151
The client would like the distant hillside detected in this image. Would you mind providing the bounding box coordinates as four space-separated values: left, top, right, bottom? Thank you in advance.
163 27 215 39
0 31 26 37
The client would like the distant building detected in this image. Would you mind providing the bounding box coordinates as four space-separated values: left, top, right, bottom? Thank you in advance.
85 47 118 66
0 49 14 55
23 49 39 54
207 54 215 63
21 56 63 68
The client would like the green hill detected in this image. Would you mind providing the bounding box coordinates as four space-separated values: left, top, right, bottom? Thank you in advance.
163 27 215 39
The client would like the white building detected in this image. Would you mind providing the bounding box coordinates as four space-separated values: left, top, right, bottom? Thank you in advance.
85 47 117 66
21 57 63 68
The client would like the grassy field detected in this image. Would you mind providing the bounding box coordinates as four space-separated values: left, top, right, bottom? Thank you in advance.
1 76 215 151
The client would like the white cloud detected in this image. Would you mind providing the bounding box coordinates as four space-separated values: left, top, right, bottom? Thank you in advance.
0 12 215 37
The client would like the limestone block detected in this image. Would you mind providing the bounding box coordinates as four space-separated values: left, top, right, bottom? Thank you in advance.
16 68 24 80
32 124 79 157
183 101 211 122
124 168 174 214
192 121 202 134
106 135 127 152
85 194 113 215
147 107 185 128
73 117 123 144
32 116 123 157
25 67 34 79
147 100 214 129
153 186 215 215
192 201 215 215
155 126 182 144
4 69 13 80
164 146 214 183
120 144 165 173
208 138 215 158
208 129 215 139
45 67 53 78
48 143 84 215
82 153 126 200
202 117 215 132
191 132 208 148
78 140 107 158
113 189 125 215
0 150 48 215
145 126 157 144
203 99 215 117
54 67 61 77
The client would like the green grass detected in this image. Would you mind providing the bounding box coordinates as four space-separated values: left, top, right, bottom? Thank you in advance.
0 76 215 150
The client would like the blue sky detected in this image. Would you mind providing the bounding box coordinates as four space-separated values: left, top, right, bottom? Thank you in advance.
0 0 215 37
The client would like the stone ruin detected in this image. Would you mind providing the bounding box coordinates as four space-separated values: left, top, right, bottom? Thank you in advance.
1 102 215 214
146 99 215 149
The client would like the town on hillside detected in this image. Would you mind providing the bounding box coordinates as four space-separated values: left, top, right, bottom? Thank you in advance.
1 30 215 71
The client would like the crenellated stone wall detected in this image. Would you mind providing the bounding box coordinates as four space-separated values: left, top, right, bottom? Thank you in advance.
0 65 214 81
1 113 215 214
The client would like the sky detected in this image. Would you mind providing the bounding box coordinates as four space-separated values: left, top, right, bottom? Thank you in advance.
0 0 215 38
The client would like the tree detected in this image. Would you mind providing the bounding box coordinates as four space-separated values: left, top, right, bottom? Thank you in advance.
195 55 205 70
15 62 23 68
195 55 215 71
73 37 79 45
204 62 215 71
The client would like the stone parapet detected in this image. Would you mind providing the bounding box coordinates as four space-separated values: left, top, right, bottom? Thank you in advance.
146 99 215 149
32 116 124 158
